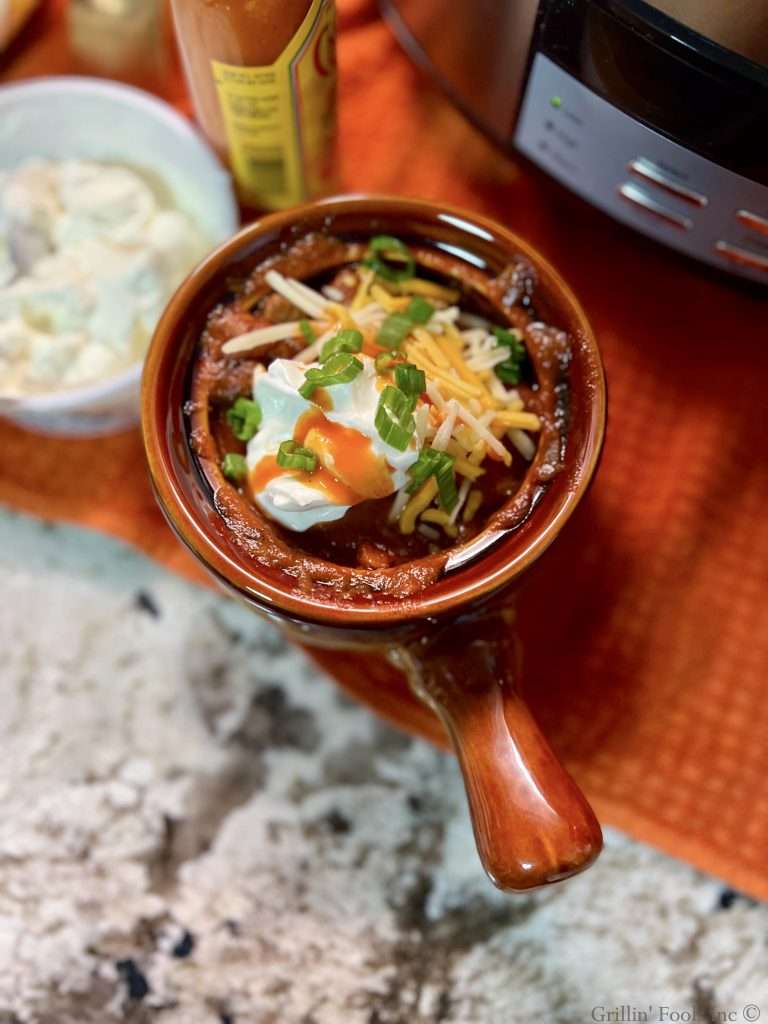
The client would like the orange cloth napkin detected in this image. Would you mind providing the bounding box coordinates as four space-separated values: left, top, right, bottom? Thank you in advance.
2 0 768 898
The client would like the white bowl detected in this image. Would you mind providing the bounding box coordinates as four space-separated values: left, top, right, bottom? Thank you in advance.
0 76 239 436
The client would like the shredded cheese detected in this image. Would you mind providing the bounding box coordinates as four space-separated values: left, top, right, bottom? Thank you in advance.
388 484 412 523
264 270 327 319
351 268 374 311
449 441 487 523
508 428 536 461
417 523 441 541
457 310 493 330
432 400 458 451
462 490 483 523
494 396 524 412
353 303 387 328
487 376 521 405
466 347 511 372
294 326 336 364
469 440 488 465
414 402 432 446
452 457 485 481
292 277 332 310
221 321 306 355
493 410 541 431
425 379 447 411
371 284 409 312
413 329 450 368
438 329 499 412
326 302 361 332
434 306 460 324
441 325 487 388
420 508 458 537
453 403 510 462
400 477 438 534
406 348 484 401
399 278 460 303
445 439 467 459
458 327 488 361
450 477 473 526
453 424 477 450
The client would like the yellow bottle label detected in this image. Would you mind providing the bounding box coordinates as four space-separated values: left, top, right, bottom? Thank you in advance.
1 0 39 49
212 0 337 210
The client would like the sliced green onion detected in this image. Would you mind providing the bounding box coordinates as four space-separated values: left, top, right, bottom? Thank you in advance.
299 319 316 344
377 312 413 350
221 452 248 483
225 396 262 442
375 352 397 373
364 235 416 282
407 448 443 491
405 296 434 324
299 352 364 399
434 460 459 511
492 325 526 386
276 440 318 473
394 362 426 397
375 385 416 452
376 299 433 352
407 447 458 510
320 328 363 362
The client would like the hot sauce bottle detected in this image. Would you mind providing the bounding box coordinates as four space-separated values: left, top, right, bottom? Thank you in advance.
170 0 338 212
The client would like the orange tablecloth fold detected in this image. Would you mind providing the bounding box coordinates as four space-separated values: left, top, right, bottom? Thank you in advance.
2 0 768 898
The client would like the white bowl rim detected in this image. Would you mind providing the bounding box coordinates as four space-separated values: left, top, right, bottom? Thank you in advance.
0 75 238 414
0 74 210 150
0 363 142 412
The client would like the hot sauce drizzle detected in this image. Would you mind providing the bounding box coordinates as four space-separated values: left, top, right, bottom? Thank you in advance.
249 408 394 507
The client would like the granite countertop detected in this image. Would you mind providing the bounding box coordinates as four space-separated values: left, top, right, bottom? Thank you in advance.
1 508 766 1024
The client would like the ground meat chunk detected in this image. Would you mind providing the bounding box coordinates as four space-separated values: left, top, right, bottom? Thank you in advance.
356 542 396 569
202 301 304 396
324 267 361 304
206 306 264 350
207 361 257 403
263 293 302 323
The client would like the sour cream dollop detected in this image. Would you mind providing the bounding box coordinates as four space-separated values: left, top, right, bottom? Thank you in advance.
0 160 207 395
246 355 423 532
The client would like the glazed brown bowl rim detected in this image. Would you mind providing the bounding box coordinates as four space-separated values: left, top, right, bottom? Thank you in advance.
142 194 606 627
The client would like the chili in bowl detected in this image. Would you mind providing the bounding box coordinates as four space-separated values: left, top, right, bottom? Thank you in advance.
143 196 606 891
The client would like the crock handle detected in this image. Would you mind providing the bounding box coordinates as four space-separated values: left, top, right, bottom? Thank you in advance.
400 606 602 891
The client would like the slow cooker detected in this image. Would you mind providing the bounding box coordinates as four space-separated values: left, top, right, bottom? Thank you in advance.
380 0 768 284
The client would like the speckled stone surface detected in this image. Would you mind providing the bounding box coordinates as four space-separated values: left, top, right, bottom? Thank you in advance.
1 507 766 1024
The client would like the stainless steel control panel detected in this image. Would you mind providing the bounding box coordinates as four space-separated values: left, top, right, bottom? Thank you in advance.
515 54 768 283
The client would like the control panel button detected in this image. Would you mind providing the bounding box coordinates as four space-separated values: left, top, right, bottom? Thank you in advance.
715 241 768 272
617 183 693 230
736 209 768 237
628 157 708 207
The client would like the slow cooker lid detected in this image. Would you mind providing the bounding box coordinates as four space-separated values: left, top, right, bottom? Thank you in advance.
645 0 768 67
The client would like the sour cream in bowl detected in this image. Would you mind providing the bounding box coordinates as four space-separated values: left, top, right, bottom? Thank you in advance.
0 77 238 435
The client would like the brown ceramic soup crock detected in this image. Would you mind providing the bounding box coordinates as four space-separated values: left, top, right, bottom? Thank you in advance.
141 196 606 892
